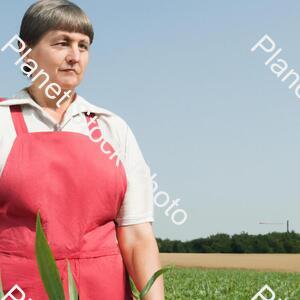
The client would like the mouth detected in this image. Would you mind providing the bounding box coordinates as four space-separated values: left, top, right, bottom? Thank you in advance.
60 69 78 74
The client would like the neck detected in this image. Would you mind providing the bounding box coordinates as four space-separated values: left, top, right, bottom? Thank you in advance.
27 84 76 113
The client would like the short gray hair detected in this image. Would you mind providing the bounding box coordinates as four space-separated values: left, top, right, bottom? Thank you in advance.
20 0 94 48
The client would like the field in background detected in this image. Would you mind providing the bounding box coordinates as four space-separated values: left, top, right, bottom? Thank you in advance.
160 253 300 299
160 253 300 272
163 268 300 300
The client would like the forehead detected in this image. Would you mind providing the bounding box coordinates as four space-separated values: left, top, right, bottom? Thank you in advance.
43 30 90 43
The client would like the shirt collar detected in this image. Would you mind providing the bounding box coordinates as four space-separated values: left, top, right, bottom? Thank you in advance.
0 87 113 118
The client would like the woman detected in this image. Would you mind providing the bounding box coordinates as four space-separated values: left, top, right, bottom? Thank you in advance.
0 1 164 299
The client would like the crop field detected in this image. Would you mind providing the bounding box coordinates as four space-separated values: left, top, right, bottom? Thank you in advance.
160 254 300 299
163 267 300 299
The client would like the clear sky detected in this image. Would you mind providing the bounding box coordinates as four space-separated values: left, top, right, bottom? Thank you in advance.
1 1 300 241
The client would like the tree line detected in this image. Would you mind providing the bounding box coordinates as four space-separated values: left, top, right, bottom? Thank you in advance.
156 231 300 253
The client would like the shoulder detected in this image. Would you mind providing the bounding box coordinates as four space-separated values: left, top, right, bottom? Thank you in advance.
0 95 28 135
0 98 12 117
0 89 33 110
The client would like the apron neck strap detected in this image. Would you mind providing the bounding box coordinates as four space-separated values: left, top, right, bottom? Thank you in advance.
10 105 29 135
9 107 98 136
85 112 98 130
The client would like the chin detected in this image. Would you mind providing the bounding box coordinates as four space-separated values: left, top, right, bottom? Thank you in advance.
55 73 81 89
58 80 80 91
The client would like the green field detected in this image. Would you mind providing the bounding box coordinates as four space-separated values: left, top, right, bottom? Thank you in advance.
164 267 300 300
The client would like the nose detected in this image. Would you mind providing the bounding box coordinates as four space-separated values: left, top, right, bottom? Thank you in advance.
66 45 80 65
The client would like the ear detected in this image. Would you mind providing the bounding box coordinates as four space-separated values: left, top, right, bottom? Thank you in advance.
17 41 32 74
18 41 31 59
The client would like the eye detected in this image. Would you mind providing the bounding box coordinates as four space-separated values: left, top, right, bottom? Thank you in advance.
79 44 89 50
56 41 68 46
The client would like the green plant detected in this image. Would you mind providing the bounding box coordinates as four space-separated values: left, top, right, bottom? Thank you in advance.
129 265 173 300
0 271 4 298
67 260 79 300
35 210 78 300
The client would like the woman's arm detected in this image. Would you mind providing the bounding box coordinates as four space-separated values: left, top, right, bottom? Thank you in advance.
116 223 165 300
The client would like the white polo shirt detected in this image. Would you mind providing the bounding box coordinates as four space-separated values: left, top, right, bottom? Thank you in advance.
0 88 154 226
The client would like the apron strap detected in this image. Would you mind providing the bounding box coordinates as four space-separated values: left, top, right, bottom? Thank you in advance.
85 112 100 133
9 107 96 136
85 112 105 142
10 105 29 135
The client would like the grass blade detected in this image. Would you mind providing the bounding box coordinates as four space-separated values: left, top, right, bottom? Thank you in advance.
129 276 141 299
0 271 4 298
140 265 174 298
67 260 78 300
35 210 65 300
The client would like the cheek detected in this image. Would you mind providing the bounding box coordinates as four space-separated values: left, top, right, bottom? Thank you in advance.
81 55 89 71
35 50 63 74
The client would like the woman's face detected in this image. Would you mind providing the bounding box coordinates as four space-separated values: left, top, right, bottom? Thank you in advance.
26 30 90 90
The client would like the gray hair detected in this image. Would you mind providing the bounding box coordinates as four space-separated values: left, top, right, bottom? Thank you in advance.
20 0 94 48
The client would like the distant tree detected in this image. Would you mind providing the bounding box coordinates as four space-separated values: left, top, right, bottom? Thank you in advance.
156 231 300 253
207 233 232 253
253 235 272 253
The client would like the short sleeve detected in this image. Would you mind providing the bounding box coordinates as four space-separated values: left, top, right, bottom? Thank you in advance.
115 125 154 226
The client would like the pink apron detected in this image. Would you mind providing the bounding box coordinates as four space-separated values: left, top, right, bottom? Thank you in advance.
0 100 132 299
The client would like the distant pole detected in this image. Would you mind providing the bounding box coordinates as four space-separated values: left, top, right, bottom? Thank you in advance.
258 221 286 233
287 220 289 233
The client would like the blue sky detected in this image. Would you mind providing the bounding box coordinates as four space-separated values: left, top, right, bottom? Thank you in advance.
1 1 300 241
